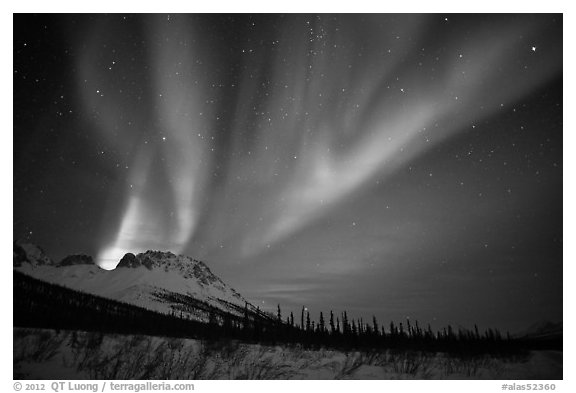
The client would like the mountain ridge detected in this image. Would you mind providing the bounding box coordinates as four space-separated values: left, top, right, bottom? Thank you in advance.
13 242 255 323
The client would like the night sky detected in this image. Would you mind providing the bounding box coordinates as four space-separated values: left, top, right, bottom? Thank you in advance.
14 14 562 333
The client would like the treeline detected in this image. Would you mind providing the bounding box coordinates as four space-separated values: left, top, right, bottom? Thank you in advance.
14 271 210 338
13 271 278 341
13 271 559 354
259 306 528 355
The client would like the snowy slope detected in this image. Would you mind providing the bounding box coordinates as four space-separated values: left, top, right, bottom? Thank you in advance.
13 243 250 321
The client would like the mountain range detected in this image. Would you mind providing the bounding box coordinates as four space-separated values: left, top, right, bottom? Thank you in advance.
13 242 259 322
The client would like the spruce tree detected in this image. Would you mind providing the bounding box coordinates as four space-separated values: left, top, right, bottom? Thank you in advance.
330 311 335 334
406 318 412 337
277 304 282 324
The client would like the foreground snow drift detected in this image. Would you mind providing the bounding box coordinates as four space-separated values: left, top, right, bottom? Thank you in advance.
14 328 562 380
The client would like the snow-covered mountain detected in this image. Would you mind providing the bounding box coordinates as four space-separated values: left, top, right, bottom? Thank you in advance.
13 243 54 267
13 242 253 322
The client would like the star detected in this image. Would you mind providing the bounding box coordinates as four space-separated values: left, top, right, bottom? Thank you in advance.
13 13 563 341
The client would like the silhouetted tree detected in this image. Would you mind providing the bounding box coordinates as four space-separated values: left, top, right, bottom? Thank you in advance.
330 311 335 335
14 270 538 356
243 302 249 332
406 318 412 337
277 304 282 324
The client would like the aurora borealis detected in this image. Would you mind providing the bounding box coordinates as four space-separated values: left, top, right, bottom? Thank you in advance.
14 14 562 332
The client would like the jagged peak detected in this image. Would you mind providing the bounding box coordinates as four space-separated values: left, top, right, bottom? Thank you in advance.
141 250 177 259
13 241 55 267
115 250 224 287
117 252 139 268
113 250 245 303
14 243 247 312
14 242 231 294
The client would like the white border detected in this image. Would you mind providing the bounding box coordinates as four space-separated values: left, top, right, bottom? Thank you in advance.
3 2 572 391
